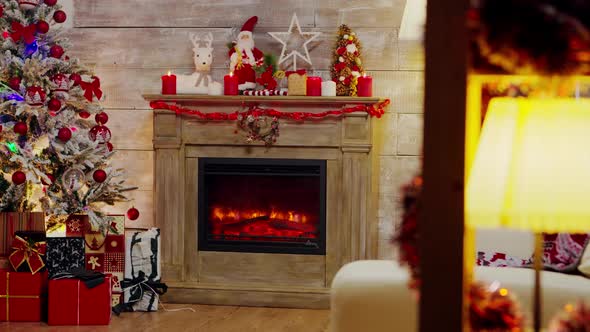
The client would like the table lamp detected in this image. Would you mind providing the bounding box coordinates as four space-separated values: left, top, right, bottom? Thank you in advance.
466 97 590 332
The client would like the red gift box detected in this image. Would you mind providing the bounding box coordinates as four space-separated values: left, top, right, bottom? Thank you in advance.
0 269 47 322
48 275 111 325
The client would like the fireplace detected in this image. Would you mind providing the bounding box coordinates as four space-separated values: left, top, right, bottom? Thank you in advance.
198 158 327 255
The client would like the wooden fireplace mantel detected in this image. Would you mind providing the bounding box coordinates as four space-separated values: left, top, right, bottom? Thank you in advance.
146 94 383 308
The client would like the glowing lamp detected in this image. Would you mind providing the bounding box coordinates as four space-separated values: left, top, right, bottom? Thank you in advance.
466 97 590 331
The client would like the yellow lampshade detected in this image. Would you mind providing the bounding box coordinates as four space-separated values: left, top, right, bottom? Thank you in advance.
466 97 590 233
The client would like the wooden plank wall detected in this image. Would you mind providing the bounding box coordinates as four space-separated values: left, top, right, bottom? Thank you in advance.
66 0 424 257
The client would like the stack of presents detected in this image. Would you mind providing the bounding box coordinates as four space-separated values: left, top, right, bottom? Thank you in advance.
0 213 167 325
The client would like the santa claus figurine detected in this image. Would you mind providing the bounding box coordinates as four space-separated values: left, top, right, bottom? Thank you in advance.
229 16 264 91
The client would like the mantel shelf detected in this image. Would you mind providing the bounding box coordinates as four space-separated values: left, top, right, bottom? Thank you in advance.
143 93 383 106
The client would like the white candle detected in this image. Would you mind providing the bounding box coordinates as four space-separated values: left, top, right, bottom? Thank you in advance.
208 82 223 96
321 81 336 97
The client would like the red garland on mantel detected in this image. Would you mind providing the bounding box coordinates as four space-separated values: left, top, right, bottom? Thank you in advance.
149 99 390 145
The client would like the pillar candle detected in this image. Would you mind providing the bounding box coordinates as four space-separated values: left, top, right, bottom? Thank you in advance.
224 72 239 96
321 81 336 97
306 76 322 96
357 74 373 97
208 82 223 96
161 71 176 95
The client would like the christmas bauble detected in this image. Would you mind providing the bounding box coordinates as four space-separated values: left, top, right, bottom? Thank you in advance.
106 142 113 152
53 10 66 23
25 86 46 107
41 174 55 185
70 73 82 86
127 207 140 221
14 122 27 135
0 6 4 18
18 0 40 10
36 20 49 34
12 171 26 185
8 77 21 91
89 125 112 143
61 168 85 192
49 45 64 58
95 112 109 125
92 169 107 183
78 111 90 119
44 0 57 6
57 127 72 142
48 98 61 112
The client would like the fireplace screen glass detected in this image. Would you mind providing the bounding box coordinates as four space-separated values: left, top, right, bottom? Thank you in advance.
198 158 326 255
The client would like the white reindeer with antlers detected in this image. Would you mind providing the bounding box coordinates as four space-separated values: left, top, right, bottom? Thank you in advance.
177 32 221 95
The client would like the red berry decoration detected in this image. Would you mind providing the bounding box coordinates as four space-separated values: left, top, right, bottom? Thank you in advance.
127 207 140 221
49 45 64 58
57 127 72 142
53 10 66 23
44 0 57 6
92 169 107 183
12 171 26 185
70 73 82 86
41 174 55 186
78 110 90 119
8 77 21 91
48 98 61 112
36 20 49 34
95 112 109 125
13 122 27 135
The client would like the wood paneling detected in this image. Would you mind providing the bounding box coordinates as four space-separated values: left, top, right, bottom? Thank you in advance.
102 189 154 230
110 150 154 189
314 0 407 28
108 109 153 150
66 28 397 70
198 252 326 287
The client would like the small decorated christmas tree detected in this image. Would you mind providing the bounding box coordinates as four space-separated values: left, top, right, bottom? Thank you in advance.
0 0 133 229
331 24 364 96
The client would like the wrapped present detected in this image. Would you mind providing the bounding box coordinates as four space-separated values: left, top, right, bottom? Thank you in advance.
119 271 168 312
84 215 125 308
0 212 45 257
9 233 46 274
46 238 85 279
45 214 85 238
0 269 48 322
48 273 111 325
124 228 165 311
286 70 307 96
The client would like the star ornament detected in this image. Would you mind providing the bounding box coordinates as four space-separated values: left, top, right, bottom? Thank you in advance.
268 13 321 70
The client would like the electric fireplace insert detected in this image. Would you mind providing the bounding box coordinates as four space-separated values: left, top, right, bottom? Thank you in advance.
198 158 326 255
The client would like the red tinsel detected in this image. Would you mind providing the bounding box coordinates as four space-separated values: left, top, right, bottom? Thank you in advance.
149 99 389 121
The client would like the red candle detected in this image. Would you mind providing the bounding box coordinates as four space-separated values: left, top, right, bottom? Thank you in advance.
161 71 176 95
224 72 239 96
306 76 322 96
357 74 373 97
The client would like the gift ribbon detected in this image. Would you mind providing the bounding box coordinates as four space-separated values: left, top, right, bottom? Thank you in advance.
79 77 103 102
285 69 307 77
8 235 46 275
10 22 36 45
0 272 41 321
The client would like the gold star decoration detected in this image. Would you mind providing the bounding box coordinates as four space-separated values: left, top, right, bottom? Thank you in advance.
267 13 321 70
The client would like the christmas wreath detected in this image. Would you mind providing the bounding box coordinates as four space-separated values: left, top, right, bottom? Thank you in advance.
469 0 590 75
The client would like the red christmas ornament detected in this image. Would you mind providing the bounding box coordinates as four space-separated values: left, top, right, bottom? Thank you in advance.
25 86 46 107
36 20 49 34
13 122 27 135
12 171 26 185
49 45 64 58
53 10 66 23
89 125 111 143
99 142 114 152
44 0 57 6
41 174 55 186
57 127 72 142
127 207 140 221
0 125 2 133
95 112 109 125
8 77 21 91
78 111 90 119
92 169 107 183
0 6 3 18
69 73 82 86
48 98 61 112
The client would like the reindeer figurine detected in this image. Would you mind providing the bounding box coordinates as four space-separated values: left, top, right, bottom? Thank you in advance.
177 32 221 95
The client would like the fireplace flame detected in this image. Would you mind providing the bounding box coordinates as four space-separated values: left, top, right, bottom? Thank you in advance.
211 206 310 224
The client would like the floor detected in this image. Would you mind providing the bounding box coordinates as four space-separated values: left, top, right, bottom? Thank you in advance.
0 304 330 332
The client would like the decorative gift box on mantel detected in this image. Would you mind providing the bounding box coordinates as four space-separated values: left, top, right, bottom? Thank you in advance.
286 70 307 96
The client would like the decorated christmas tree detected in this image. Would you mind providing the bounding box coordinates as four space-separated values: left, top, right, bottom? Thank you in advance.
331 24 364 96
0 0 133 229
